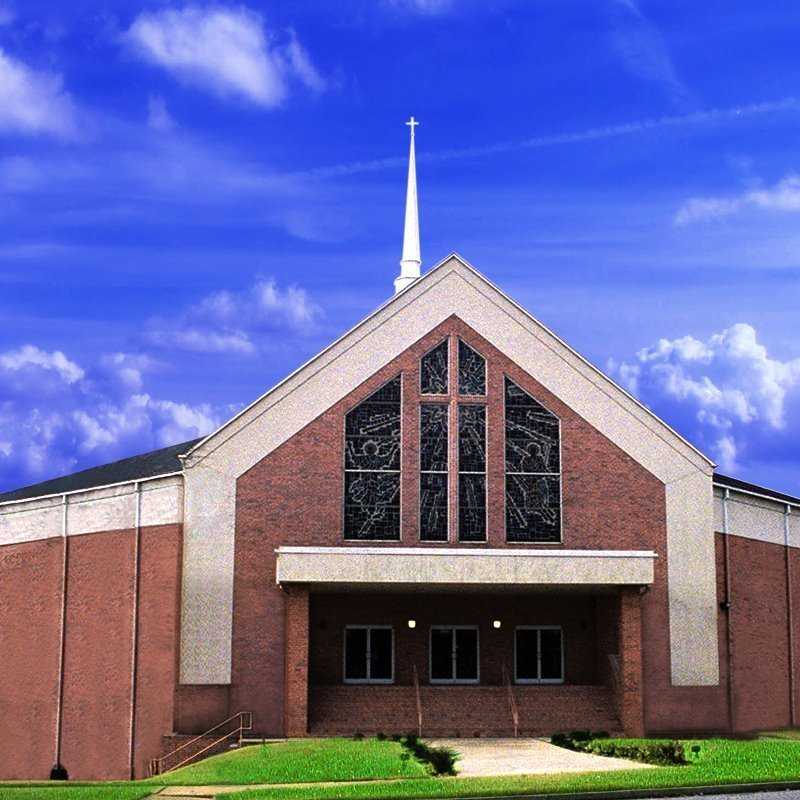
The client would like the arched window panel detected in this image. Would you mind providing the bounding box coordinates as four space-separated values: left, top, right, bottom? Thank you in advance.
459 474 486 542
458 404 486 541
505 475 561 542
458 340 486 396
420 404 448 472
344 472 401 540
420 340 449 395
344 376 401 540
420 473 448 541
505 379 559 474
420 404 448 541
345 377 401 472
458 404 486 473
504 378 561 543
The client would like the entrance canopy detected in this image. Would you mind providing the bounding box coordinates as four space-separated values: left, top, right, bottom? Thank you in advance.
275 547 655 590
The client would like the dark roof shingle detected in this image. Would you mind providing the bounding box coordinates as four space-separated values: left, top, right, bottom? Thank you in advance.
714 472 800 507
0 439 200 503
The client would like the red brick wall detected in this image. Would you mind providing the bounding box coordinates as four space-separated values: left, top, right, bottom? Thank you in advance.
724 533 795 731
174 685 231 734
0 524 182 780
230 316 688 736
0 537 63 780
310 685 620 737
134 525 183 777
285 588 310 737
60 530 136 779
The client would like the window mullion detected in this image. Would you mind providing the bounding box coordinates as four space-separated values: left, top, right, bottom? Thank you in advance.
537 629 542 681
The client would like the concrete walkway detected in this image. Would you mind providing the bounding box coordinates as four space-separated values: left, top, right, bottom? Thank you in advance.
428 737 651 777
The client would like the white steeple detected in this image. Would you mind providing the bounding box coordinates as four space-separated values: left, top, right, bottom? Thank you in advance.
394 116 421 294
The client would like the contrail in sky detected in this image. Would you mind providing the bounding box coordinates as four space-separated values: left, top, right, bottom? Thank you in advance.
298 97 798 180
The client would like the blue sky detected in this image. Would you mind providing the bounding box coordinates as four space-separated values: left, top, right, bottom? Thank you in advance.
1 0 800 495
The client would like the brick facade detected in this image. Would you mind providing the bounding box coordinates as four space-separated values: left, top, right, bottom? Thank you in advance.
0 524 182 780
229 317 674 737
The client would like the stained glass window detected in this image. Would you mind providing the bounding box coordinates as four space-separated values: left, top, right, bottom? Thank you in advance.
458 404 486 541
505 378 561 542
458 340 486 396
421 340 449 395
420 404 448 541
344 376 401 540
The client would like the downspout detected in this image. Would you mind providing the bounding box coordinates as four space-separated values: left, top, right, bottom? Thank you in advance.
785 504 796 727
128 482 143 779
52 494 70 779
721 488 736 734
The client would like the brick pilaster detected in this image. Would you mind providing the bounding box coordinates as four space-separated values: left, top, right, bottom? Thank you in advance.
619 587 645 737
284 587 309 737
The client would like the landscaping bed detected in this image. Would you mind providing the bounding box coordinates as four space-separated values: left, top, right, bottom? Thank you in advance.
222 736 800 799
5 734 800 800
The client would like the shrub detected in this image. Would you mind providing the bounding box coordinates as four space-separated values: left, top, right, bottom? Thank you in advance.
551 730 609 751
399 734 460 776
425 745 459 776
585 739 687 766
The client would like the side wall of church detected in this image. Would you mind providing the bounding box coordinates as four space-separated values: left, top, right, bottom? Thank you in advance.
0 524 182 780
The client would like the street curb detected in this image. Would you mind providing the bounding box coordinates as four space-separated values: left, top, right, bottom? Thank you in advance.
418 780 800 800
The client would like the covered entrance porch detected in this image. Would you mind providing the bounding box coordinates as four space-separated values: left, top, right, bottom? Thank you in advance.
277 546 654 738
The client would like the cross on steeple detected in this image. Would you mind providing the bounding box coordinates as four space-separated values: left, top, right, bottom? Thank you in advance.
405 116 419 136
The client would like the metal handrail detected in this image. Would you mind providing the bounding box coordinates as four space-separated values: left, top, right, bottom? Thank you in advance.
412 664 423 737
607 653 622 719
502 664 520 738
149 711 253 776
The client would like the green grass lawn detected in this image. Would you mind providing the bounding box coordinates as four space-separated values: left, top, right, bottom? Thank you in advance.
223 737 800 800
152 738 428 785
0 739 425 798
0 788 152 800
6 735 800 800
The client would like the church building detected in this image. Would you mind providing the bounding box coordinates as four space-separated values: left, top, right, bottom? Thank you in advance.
1 120 799 781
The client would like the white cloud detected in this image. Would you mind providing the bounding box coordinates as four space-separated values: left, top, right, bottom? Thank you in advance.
607 0 690 108
386 0 454 15
609 323 800 472
145 277 321 355
0 345 220 490
0 344 84 383
282 31 326 92
675 173 800 225
147 94 176 131
0 48 77 137
124 6 325 107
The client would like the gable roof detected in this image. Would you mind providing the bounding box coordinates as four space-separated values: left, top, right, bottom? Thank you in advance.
0 439 200 504
184 252 714 472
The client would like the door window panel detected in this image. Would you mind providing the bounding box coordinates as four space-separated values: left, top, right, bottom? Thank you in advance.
344 628 368 681
344 627 393 683
430 628 453 681
515 628 539 681
455 628 479 681
540 629 563 681
514 627 564 683
430 627 479 683
369 628 393 681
